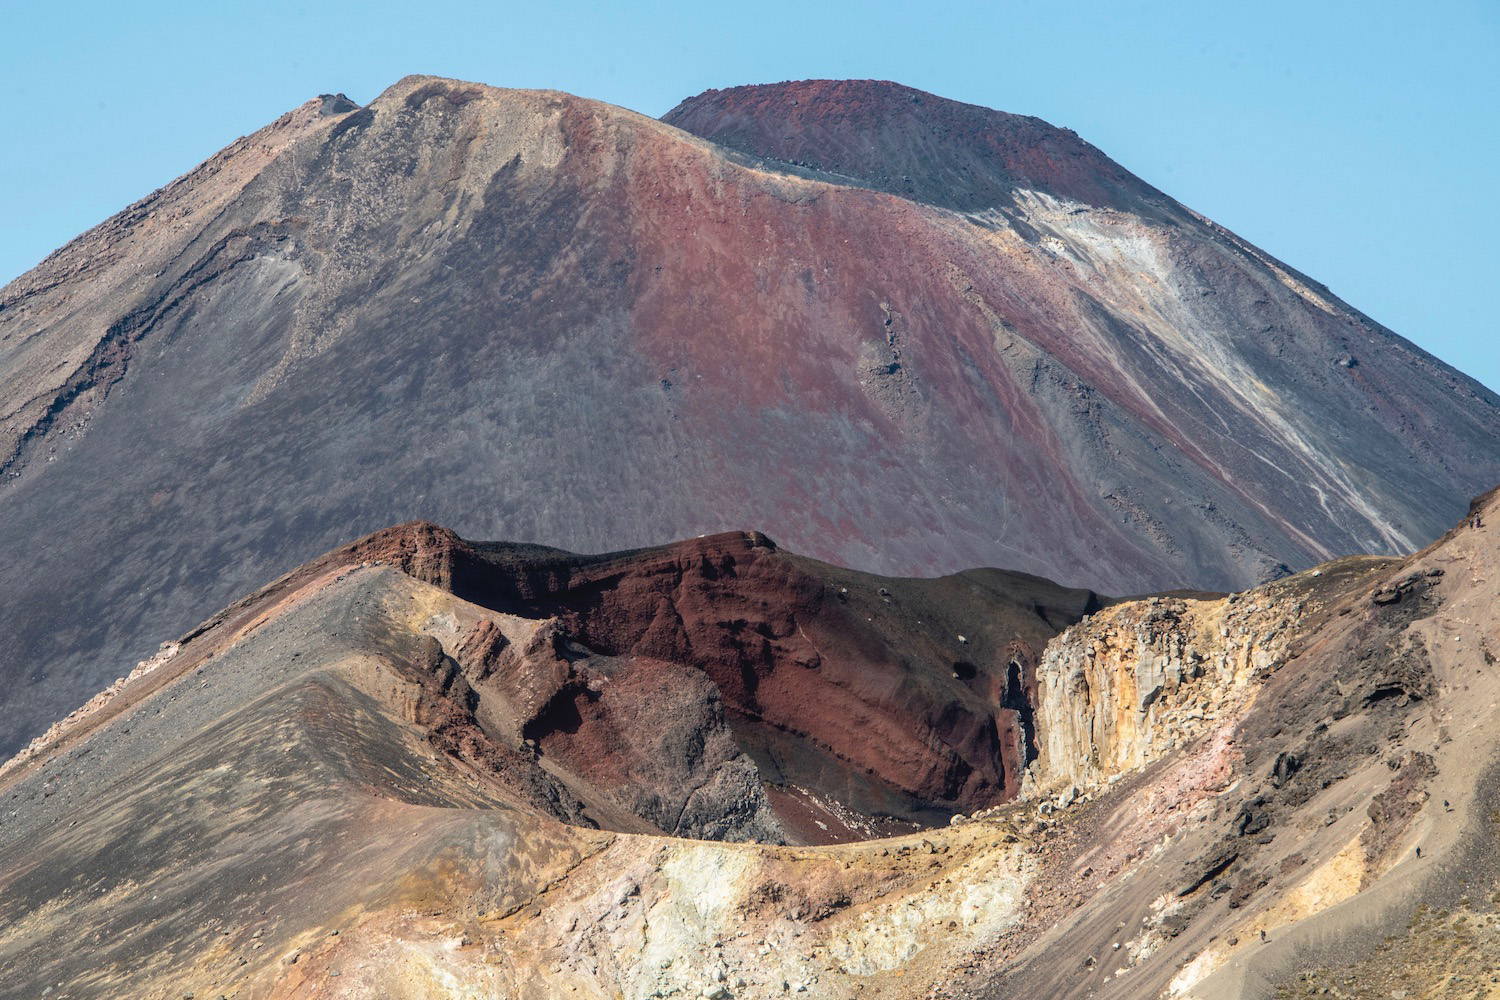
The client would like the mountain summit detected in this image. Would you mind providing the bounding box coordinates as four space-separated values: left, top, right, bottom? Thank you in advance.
0 75 1496 754
663 78 1160 212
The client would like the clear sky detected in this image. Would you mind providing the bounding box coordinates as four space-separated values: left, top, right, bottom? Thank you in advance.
3 0 1496 392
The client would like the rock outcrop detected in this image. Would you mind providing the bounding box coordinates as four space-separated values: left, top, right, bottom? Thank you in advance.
1030 588 1303 796
460 619 787 843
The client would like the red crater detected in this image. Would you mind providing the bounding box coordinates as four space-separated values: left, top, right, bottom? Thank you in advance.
345 521 1105 842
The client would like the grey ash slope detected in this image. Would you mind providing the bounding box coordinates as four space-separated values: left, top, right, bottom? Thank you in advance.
0 75 1497 756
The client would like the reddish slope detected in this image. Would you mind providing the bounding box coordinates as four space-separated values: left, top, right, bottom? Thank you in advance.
662 78 1162 213
345 522 1103 838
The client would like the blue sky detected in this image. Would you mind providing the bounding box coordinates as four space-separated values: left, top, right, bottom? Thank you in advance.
3 0 1496 391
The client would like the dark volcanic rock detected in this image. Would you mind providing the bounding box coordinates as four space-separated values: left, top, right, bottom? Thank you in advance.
0 75 1497 754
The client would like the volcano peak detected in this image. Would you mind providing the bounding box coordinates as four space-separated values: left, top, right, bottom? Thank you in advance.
663 77 1154 211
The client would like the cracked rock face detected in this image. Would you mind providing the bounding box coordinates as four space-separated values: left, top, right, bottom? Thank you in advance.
1030 589 1302 795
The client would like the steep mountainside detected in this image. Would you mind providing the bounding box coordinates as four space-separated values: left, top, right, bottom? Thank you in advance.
1 76 1496 756
4 489 1497 999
